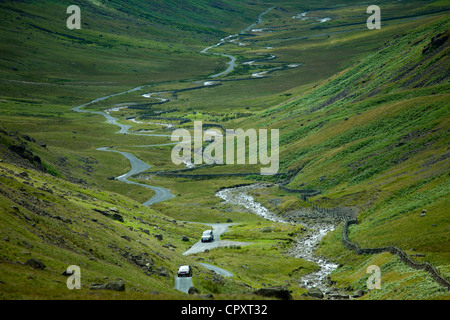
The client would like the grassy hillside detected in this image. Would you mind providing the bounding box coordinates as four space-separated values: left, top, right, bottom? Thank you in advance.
0 157 204 299
0 0 449 301
0 136 320 299
239 14 450 299
0 0 268 105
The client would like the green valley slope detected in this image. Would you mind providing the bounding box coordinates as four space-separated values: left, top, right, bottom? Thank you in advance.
0 0 449 301
240 14 450 299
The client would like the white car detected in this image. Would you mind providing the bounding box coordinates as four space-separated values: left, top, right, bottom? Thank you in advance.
177 265 193 277
201 230 214 243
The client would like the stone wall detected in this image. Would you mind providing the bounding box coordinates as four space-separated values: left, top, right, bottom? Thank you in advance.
342 219 450 290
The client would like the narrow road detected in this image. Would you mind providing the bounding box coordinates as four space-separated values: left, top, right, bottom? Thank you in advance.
174 276 193 294
200 7 275 78
199 263 233 277
71 8 275 294
183 223 250 256
97 147 174 206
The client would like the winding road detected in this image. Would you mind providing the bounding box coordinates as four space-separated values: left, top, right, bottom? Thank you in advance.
72 7 337 294
201 7 275 78
183 223 250 256
72 6 278 206
97 148 174 206
72 8 276 294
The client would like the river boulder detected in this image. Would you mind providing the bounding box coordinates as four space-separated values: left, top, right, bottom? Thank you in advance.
307 287 324 299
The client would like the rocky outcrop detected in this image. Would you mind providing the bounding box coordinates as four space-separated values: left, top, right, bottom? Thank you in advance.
93 208 124 222
90 280 125 291
307 287 323 299
24 258 46 270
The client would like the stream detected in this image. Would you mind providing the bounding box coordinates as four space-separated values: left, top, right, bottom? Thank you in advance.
216 184 339 291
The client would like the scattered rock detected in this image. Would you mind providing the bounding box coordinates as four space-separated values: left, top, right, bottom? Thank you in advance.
61 269 74 276
121 235 131 241
25 258 46 270
422 32 448 55
106 281 125 291
254 286 293 300
353 289 365 298
123 252 154 272
90 280 125 292
19 171 30 179
22 240 33 249
157 267 169 278
109 213 123 222
188 287 200 295
93 208 124 222
197 293 214 299
328 293 349 300
307 287 323 299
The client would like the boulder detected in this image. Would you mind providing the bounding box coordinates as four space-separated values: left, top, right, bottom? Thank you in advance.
25 258 46 270
157 267 169 278
154 234 163 241
90 280 125 292
181 235 189 242
188 287 200 295
111 213 124 222
307 287 323 299
106 281 125 291
328 293 349 300
353 289 365 298
121 235 131 241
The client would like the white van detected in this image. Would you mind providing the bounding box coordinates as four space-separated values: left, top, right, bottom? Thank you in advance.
177 265 193 277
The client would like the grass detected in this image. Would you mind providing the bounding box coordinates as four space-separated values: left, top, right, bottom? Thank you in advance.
191 221 319 297
0 0 449 300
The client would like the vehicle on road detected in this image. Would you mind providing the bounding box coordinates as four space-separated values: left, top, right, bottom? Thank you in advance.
177 265 193 277
201 230 214 242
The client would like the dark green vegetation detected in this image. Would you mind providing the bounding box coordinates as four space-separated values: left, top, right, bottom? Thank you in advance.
1 0 449 300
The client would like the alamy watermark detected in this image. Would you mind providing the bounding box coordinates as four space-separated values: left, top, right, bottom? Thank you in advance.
171 121 279 175
367 5 381 30
66 265 81 290
367 265 381 290
67 5 81 30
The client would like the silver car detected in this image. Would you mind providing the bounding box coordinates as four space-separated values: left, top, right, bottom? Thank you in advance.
177 265 193 277
201 230 214 243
